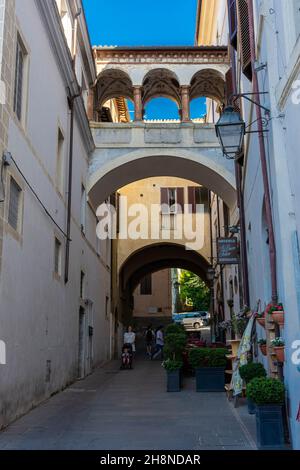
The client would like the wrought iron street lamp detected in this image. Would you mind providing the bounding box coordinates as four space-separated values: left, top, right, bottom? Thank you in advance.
206 267 215 282
215 106 245 159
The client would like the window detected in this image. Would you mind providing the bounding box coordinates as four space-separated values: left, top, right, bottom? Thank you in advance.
81 72 89 110
105 295 109 319
140 274 152 295
8 177 22 231
160 187 184 214
223 204 230 236
54 238 62 276
187 187 209 213
81 184 86 233
80 271 85 298
56 128 65 194
14 36 27 122
237 0 252 81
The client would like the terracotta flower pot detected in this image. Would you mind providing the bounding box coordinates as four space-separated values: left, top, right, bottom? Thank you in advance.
274 346 285 363
259 344 267 356
256 317 265 328
272 311 284 326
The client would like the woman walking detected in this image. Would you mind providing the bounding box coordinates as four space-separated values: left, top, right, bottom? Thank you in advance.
123 325 136 354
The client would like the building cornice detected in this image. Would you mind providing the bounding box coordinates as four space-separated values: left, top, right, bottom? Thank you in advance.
93 46 229 65
35 0 94 154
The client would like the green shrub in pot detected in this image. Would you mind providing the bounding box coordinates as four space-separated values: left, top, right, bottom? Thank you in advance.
239 362 266 384
247 377 285 405
189 348 227 368
247 377 285 449
162 358 183 371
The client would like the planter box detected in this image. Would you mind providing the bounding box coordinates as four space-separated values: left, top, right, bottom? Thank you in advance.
195 367 225 392
167 369 181 392
247 397 256 415
255 404 285 450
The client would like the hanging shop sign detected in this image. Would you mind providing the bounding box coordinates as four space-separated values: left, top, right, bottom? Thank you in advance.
217 237 239 265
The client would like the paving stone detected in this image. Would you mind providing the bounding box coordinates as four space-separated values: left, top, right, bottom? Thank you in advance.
0 358 256 450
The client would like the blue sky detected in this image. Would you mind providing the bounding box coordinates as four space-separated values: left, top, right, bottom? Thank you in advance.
82 0 206 119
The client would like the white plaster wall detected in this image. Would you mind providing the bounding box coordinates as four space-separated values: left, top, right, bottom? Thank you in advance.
241 0 300 449
0 0 111 428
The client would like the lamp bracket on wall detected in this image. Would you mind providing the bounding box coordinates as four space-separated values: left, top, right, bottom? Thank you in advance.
230 92 270 115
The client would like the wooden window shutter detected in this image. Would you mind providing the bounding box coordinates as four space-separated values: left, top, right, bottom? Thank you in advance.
188 187 196 213
228 0 238 49
225 68 240 112
160 187 169 214
177 188 184 213
237 0 252 81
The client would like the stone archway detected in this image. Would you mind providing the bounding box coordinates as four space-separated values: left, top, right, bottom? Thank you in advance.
88 147 236 210
119 242 211 324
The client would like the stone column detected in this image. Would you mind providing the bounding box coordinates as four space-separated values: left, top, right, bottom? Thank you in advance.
180 85 190 122
133 86 143 121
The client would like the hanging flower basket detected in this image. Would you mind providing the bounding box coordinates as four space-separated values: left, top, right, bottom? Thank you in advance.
272 311 284 326
273 347 285 363
271 338 285 363
256 314 265 328
260 344 267 356
265 303 284 326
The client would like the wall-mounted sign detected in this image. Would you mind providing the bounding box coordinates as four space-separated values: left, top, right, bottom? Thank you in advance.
217 237 239 265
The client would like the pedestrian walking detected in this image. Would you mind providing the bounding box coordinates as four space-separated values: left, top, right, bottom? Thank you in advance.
123 325 136 354
145 325 154 356
151 326 164 360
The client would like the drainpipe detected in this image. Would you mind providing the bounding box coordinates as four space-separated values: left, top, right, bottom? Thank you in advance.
247 0 278 304
209 190 216 341
229 45 250 307
64 8 82 284
217 196 225 315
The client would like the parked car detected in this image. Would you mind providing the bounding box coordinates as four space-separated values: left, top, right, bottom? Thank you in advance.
172 311 210 331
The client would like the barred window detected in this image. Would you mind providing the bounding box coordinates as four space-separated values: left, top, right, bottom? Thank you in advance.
8 178 22 231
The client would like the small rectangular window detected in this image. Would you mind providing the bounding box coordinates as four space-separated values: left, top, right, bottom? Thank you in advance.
105 295 109 319
80 270 85 298
160 187 184 214
81 184 86 234
56 128 65 194
188 187 208 213
140 274 152 295
14 36 27 122
54 238 62 276
8 178 22 231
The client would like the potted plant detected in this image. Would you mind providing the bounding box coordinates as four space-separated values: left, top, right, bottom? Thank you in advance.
162 358 183 392
270 337 285 363
247 377 285 449
256 311 265 328
189 348 227 392
163 327 187 391
265 303 284 326
239 363 267 414
258 338 267 356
